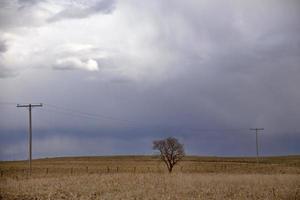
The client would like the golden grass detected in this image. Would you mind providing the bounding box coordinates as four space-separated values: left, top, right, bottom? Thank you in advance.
1 155 300 177
1 174 299 200
0 156 300 199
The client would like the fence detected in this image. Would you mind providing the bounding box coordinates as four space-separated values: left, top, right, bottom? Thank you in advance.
1 162 299 178
0 166 171 178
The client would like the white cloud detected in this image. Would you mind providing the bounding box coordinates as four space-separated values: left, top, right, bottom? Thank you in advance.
54 57 99 71
0 0 179 82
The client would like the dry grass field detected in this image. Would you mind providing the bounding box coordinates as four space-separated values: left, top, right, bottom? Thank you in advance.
1 156 300 199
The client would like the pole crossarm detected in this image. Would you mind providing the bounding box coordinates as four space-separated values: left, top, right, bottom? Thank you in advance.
17 103 43 176
17 103 43 108
249 128 264 131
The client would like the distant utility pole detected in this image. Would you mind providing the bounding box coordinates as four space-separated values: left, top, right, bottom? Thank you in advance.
249 128 264 163
17 103 43 175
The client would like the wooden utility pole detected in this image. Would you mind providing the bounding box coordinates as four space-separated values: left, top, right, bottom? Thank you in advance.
250 128 264 163
17 103 43 175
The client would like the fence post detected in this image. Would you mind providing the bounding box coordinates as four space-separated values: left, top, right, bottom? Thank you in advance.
46 168 48 174
116 167 119 173
71 168 73 175
107 166 110 173
86 166 88 174
1 170 3 177
134 167 136 173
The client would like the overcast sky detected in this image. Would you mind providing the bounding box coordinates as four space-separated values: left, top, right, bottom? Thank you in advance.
1 0 300 160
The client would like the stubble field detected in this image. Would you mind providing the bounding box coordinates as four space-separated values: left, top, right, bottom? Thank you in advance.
0 156 300 200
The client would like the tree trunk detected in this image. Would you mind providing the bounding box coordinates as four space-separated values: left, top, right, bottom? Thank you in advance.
168 165 173 173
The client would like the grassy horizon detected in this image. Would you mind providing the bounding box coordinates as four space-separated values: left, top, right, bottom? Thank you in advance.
1 154 300 162
1 155 299 199
1 154 299 176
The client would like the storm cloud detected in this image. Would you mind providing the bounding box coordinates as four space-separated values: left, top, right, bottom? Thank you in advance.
47 0 116 22
0 0 300 160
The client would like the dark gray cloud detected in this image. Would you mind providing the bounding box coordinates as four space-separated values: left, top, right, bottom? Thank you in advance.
17 0 45 8
0 0 300 160
0 0 39 29
0 40 15 78
47 0 116 22
0 0 116 29
0 67 16 78
1 127 299 160
0 40 7 53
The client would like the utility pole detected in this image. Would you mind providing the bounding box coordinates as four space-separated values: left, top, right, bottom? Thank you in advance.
17 103 43 176
249 128 264 163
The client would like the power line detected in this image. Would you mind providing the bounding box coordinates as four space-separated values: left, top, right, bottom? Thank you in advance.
44 104 251 133
2 101 263 134
186 128 248 132
3 101 145 126
250 128 264 163
45 103 143 124
42 107 144 130
44 107 107 121
44 106 251 133
0 102 19 106
17 103 43 176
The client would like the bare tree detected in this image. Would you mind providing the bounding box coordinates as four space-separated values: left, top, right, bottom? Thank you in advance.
153 137 185 173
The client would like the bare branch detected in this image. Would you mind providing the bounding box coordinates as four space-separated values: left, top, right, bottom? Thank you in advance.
153 137 185 173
